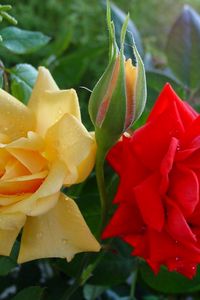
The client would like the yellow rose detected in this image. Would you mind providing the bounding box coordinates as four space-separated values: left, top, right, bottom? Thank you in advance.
0 67 100 263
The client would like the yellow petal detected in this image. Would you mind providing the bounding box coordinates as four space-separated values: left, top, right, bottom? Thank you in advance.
1 158 30 180
6 131 45 151
0 212 26 230
125 58 137 102
7 148 47 174
0 161 66 215
32 90 81 137
0 194 30 206
18 194 100 263
45 113 96 185
0 89 35 141
28 66 59 110
0 149 11 176
0 170 47 195
27 193 60 217
0 213 26 256
76 133 96 183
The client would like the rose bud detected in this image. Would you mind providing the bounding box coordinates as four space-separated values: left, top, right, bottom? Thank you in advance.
89 9 146 151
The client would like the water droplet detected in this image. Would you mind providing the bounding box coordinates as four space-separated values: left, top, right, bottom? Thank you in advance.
4 127 8 132
175 240 179 244
192 266 195 270
36 232 43 239
177 145 180 151
175 257 180 261
62 238 68 244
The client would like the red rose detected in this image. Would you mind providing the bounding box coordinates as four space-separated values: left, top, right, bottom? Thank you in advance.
102 84 200 278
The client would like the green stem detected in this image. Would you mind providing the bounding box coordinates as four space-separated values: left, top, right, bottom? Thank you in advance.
95 147 109 238
130 259 139 299
61 254 90 300
61 144 110 299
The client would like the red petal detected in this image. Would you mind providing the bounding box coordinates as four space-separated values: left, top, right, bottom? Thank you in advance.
181 115 200 148
131 99 184 170
108 135 148 204
148 84 197 128
169 165 199 216
102 201 143 239
160 137 179 194
107 139 124 175
133 173 164 231
166 198 197 244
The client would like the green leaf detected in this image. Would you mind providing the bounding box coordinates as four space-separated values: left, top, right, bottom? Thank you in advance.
0 256 17 276
89 239 136 286
10 64 38 104
53 46 105 88
108 2 143 58
140 262 200 294
0 241 20 276
146 70 186 110
166 5 200 90
11 286 45 300
0 27 50 54
83 284 107 300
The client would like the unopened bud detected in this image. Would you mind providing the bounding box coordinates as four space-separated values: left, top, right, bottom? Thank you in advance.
89 4 146 151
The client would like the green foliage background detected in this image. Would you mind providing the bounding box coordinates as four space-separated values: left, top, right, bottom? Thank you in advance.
1 0 200 299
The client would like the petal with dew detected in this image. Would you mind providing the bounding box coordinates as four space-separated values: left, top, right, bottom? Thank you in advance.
31 90 81 137
45 114 96 185
18 194 100 263
6 131 45 151
0 89 35 141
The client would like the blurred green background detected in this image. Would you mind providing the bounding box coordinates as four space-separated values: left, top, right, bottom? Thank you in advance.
1 0 199 126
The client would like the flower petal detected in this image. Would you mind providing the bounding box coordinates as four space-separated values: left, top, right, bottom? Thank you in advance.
133 173 165 231
45 114 96 185
132 99 184 170
0 89 35 141
0 161 66 216
32 90 81 136
76 134 96 183
0 170 47 195
166 198 197 244
7 148 47 174
28 66 58 111
6 131 45 151
0 212 26 256
148 84 197 128
18 194 100 263
1 158 30 180
169 165 199 217
28 67 81 136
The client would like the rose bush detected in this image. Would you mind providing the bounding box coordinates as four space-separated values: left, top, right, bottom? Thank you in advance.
0 66 100 263
103 84 200 278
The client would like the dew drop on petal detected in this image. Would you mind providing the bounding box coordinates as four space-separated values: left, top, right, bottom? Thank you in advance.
62 238 68 245
36 232 43 239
